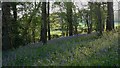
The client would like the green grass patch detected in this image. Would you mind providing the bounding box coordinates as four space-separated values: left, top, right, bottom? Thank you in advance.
2 30 119 66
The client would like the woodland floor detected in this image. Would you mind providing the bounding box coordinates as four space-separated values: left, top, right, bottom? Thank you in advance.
2 30 119 66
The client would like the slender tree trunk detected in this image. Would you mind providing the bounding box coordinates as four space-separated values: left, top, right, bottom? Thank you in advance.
59 7 64 36
32 28 35 43
2 2 12 50
0 2 1 50
12 2 18 47
89 2 93 34
60 17 64 36
85 12 91 34
86 13 90 34
75 25 78 34
66 25 68 36
13 3 17 22
41 2 47 44
74 13 78 35
106 1 114 31
32 2 37 43
40 28 42 41
47 2 51 40
97 3 102 35
66 2 73 36
32 22 35 43
101 4 106 31
118 1 120 23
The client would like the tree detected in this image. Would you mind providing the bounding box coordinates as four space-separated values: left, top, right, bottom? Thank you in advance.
41 2 47 44
106 1 114 31
23 2 41 44
96 3 103 35
118 1 120 22
11 2 19 48
73 12 78 34
53 2 65 36
2 2 12 50
32 2 37 43
85 11 91 34
88 2 93 34
0 1 1 50
101 2 107 31
53 2 74 36
95 2 103 36
47 2 51 40
72 4 79 35
66 2 73 36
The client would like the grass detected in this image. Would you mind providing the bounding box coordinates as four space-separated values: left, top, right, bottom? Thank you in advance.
2 29 119 66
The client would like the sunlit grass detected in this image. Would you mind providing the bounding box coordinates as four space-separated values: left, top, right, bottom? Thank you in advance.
50 30 62 36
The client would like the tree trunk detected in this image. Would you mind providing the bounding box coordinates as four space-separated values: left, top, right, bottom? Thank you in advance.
60 17 64 36
85 12 91 34
59 7 64 36
12 3 17 22
118 1 120 23
0 1 2 50
11 2 18 48
32 2 37 43
41 2 47 44
66 2 73 36
2 2 12 50
89 2 93 34
32 22 35 43
75 25 78 34
47 2 51 40
66 25 68 36
106 2 114 31
97 3 102 35
74 13 78 35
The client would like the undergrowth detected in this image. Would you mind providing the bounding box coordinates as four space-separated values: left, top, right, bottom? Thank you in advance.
2 30 119 66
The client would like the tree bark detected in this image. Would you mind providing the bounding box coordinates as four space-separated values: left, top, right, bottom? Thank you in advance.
97 3 102 35
86 12 91 34
89 2 93 34
0 1 2 50
41 2 47 44
74 13 78 35
47 2 51 40
2 2 12 50
66 2 73 36
32 2 37 43
11 2 18 48
86 13 90 34
75 25 78 34
66 25 68 36
106 2 114 31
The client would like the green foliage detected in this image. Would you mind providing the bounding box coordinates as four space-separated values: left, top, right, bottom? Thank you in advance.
2 2 117 66
2 31 119 66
